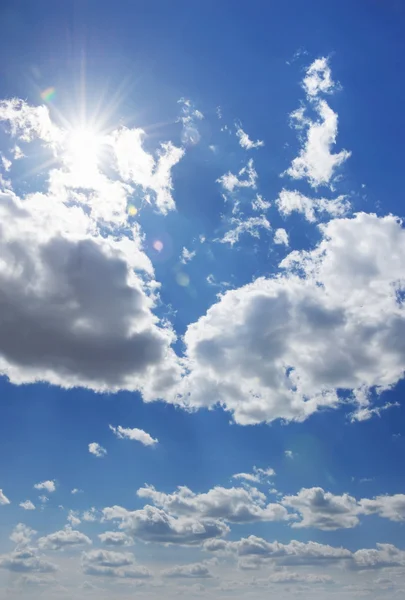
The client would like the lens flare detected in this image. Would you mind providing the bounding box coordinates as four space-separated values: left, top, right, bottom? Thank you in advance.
153 240 164 252
128 205 138 217
40 87 56 103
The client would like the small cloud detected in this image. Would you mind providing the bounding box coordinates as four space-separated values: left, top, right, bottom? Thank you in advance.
285 450 295 459
38 495 49 504
88 442 107 458
180 247 196 264
71 488 83 495
1 155 12 171
236 125 264 150
177 98 204 146
109 425 158 447
251 194 271 211
82 508 98 522
67 511 81 527
20 500 36 510
220 215 271 246
0 489 11 505
34 480 56 493
274 228 289 246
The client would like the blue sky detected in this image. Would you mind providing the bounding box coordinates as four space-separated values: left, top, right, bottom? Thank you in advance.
0 1 405 598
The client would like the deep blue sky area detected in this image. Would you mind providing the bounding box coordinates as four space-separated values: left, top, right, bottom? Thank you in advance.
0 2 404 598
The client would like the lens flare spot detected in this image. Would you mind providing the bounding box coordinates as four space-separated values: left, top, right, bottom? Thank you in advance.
40 87 56 103
128 205 138 217
176 272 190 287
153 240 164 253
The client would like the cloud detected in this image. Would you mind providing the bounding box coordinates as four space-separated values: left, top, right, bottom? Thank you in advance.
161 562 212 578
0 549 57 573
236 126 264 150
34 480 56 493
220 215 271 246
88 442 107 458
264 571 333 584
302 57 337 97
251 194 271 211
274 228 289 246
176 213 405 425
180 247 196 264
10 524 37 547
82 508 98 522
38 527 92 550
281 487 360 530
217 158 257 193
284 450 294 459
82 549 150 579
67 511 81 527
359 494 405 522
20 500 36 511
136 483 289 524
0 489 10 505
98 531 134 547
177 98 204 146
109 425 158 446
276 189 350 222
71 488 82 495
102 504 229 545
352 544 405 570
232 466 276 484
285 100 351 187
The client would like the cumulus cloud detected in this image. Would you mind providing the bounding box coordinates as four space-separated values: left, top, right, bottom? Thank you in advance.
82 549 150 579
20 500 36 511
251 194 271 211
180 247 196 264
220 215 271 246
236 126 264 150
10 524 37 547
274 228 289 246
0 548 57 574
285 100 351 187
282 487 360 530
88 443 107 458
0 489 10 505
102 504 229 545
161 562 212 578
276 188 350 222
67 511 81 527
136 483 288 524
264 571 333 584
232 466 275 484
34 480 56 493
302 57 336 97
176 213 405 425
38 527 92 550
98 531 134 546
217 159 257 193
359 494 405 522
109 425 158 446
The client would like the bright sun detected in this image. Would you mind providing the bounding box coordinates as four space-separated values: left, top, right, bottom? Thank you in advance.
63 127 105 184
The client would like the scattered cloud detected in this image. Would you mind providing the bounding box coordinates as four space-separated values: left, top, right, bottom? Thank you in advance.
38 527 92 550
274 228 289 246
88 442 107 458
180 247 196 264
236 125 264 150
232 466 276 484
109 425 158 446
220 215 271 246
251 194 271 211
276 188 350 222
20 500 36 511
302 57 337 97
98 531 134 547
177 98 204 146
0 489 10 505
10 524 37 547
217 159 257 193
161 562 212 578
71 488 83 495
0 548 57 574
82 549 150 579
285 450 295 459
34 480 56 493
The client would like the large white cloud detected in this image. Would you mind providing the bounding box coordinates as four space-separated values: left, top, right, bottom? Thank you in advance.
177 213 405 424
102 504 229 545
276 189 350 222
136 484 289 524
359 494 405 522
0 548 57 573
38 527 92 551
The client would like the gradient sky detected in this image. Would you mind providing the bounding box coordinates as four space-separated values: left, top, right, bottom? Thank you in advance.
0 1 405 599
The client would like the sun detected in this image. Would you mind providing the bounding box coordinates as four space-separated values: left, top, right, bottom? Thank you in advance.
62 126 105 185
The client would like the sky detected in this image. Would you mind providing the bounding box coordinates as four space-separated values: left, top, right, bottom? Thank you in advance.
0 1 405 598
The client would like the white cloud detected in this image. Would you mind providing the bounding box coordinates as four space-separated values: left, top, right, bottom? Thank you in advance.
274 228 289 246
1 154 11 171
102 504 229 545
217 158 257 192
38 495 48 504
232 466 275 484
98 531 134 547
281 487 360 530
161 562 212 578
176 213 405 425
34 480 56 493
236 126 264 150
352 544 405 570
285 100 351 187
276 188 350 222
0 489 10 505
67 510 81 527
38 527 92 550
263 571 333 584
88 442 107 458
285 450 294 459
20 500 36 511
137 483 289 524
180 247 196 264
82 508 98 522
177 98 204 146
302 57 336 97
10 524 37 547
71 488 82 495
82 549 150 579
251 194 271 211
359 494 405 522
0 98 62 145
220 215 271 246
0 548 57 573
109 424 158 446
